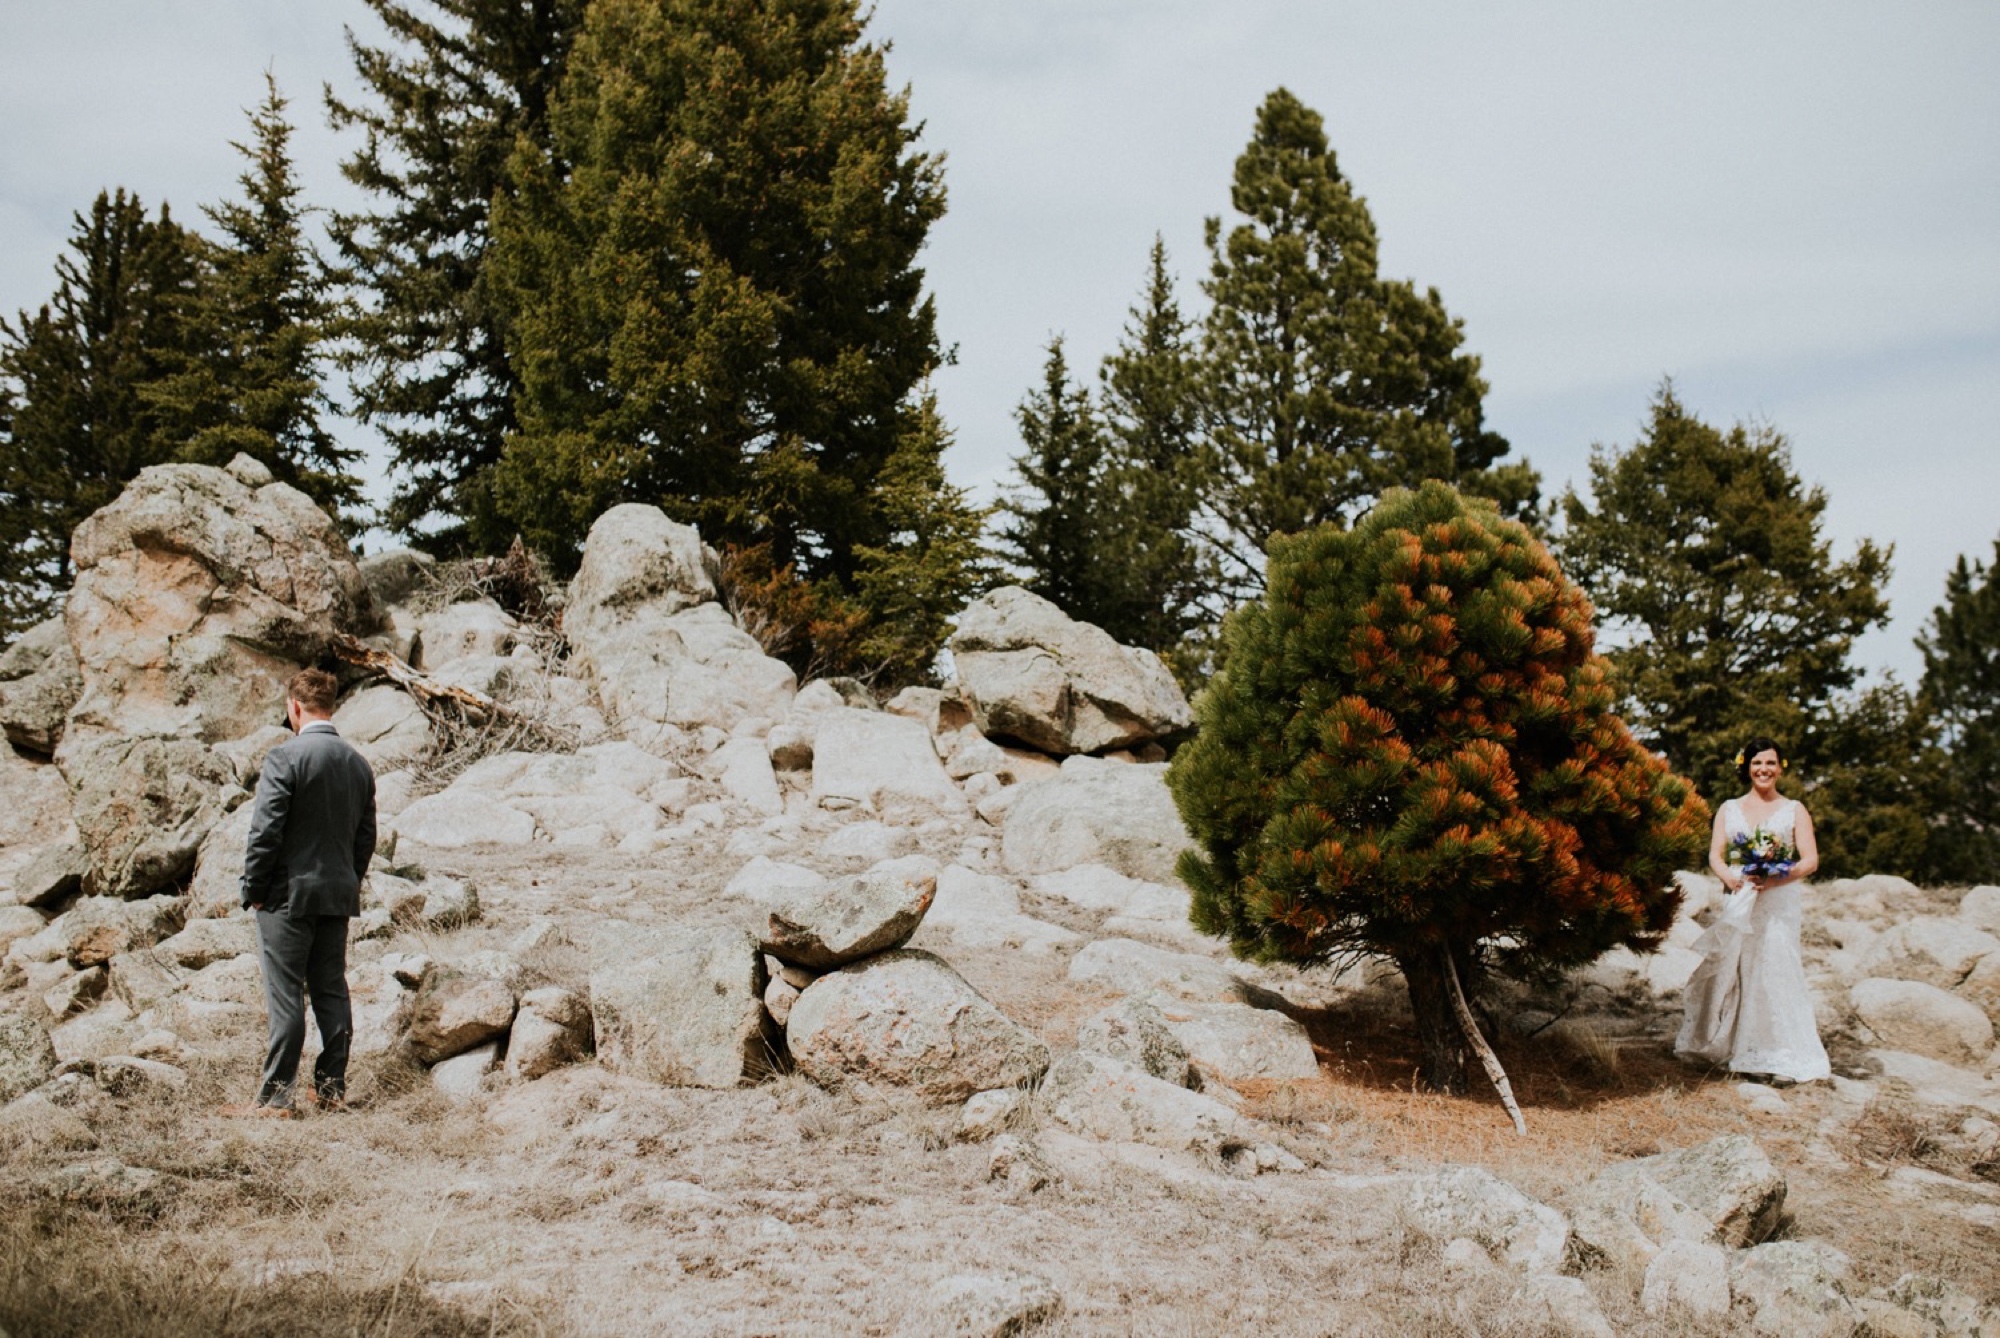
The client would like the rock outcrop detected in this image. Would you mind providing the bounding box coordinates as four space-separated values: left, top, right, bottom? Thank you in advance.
949 586 1192 755
0 616 81 755
589 925 772 1088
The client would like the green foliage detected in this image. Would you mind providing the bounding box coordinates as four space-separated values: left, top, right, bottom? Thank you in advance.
1918 541 2000 881
328 0 581 550
847 392 998 687
1556 384 1891 803
1168 481 1707 1090
488 0 947 578
1807 680 1947 881
148 77 360 524
999 338 1116 624
0 190 202 637
1193 88 1538 605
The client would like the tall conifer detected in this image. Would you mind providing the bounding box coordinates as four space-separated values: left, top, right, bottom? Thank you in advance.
1000 338 1114 624
488 0 947 576
1195 89 1535 604
328 0 581 548
150 76 359 523
1919 541 2000 881
0 190 201 634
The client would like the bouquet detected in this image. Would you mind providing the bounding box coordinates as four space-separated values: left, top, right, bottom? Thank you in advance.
1727 827 1798 880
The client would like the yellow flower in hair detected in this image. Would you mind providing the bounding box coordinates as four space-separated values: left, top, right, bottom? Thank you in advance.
1733 750 1745 767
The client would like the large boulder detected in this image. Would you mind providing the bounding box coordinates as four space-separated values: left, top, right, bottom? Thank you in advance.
949 586 1192 755
1572 1134 1786 1265
0 747 74 854
404 970 517 1065
1074 996 1197 1087
1150 998 1319 1083
1405 1166 1572 1273
0 615 81 755
1850 977 1996 1064
1001 756 1193 884
764 857 939 970
1860 917 2000 992
414 598 516 671
563 505 794 736
0 1010 58 1103
503 987 591 1081
57 735 241 898
62 456 375 745
1729 1241 1856 1336
589 925 772 1088
809 706 965 817
331 686 431 768
1066 937 1241 1003
1039 1050 1250 1155
785 950 1049 1103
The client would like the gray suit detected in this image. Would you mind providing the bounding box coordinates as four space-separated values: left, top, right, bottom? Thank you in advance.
242 720 377 1107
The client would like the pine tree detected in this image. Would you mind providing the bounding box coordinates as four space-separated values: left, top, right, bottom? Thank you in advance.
149 76 360 523
999 337 1116 623
1168 482 1708 1095
1194 89 1537 605
848 391 998 686
328 0 582 549
0 190 202 636
487 0 947 576
1555 385 1891 803
1918 541 2000 881
1095 237 1207 657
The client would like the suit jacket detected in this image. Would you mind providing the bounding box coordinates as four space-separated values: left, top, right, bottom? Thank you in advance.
241 722 377 917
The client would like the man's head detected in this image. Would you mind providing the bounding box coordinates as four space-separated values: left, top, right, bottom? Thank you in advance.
286 667 339 730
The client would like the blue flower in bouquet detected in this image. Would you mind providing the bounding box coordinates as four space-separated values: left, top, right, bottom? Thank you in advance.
1729 827 1799 880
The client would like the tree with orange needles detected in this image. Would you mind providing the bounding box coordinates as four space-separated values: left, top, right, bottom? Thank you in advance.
1167 481 1708 1123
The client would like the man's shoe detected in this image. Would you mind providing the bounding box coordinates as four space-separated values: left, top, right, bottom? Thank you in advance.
219 1102 296 1120
301 1087 347 1113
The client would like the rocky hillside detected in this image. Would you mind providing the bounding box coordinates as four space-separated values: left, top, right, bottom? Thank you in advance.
0 457 1996 1336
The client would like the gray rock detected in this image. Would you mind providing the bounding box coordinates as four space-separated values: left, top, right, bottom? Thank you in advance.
405 969 517 1065
1860 916 2000 991
210 725 292 788
1617 1134 1788 1249
42 967 107 1021
332 685 432 767
1001 756 1193 884
57 895 181 969
431 1041 500 1103
357 548 436 607
565 506 795 735
1850 977 1995 1064
1961 885 2000 937
1075 995 1196 1087
763 974 802 1028
414 598 516 670
58 734 239 899
46 1156 175 1213
928 1269 1063 1337
764 856 939 969
185 801 256 919
152 915 256 970
1729 1240 1855 1336
986 1133 1055 1192
421 876 480 929
107 949 187 1012
1568 1160 1722 1272
14 841 88 909
0 747 74 855
0 1010 58 1102
0 615 81 755
502 987 591 1081
0 905 46 955
1152 998 1319 1083
62 458 376 746
950 586 1192 755
713 736 783 816
957 1088 1025 1142
809 706 965 817
1039 1051 1251 1155
1640 1239 1731 1320
1066 937 1241 1003
590 925 773 1088
786 950 1049 1103
94 1055 189 1097
1405 1166 1571 1273
1514 1275 1614 1338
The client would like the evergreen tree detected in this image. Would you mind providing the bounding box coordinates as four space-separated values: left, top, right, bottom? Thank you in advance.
149 76 360 523
1194 89 1537 605
0 190 202 636
1918 541 2000 881
1807 679 1945 881
328 0 582 549
999 337 1115 623
848 391 998 686
1168 482 1707 1095
1556 385 1891 803
1095 237 1207 656
488 0 947 576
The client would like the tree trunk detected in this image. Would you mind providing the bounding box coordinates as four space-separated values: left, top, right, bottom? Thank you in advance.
1397 947 1471 1094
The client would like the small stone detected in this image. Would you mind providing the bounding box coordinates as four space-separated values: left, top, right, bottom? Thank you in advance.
1640 1239 1731 1319
405 969 516 1065
1405 1166 1571 1274
763 975 801 1028
958 1088 1023 1142
431 1042 499 1103
421 876 479 929
763 856 938 970
928 1269 1063 1337
502 987 590 1082
94 1055 189 1097
986 1134 1053 1193
42 966 107 1021
1074 995 1196 1087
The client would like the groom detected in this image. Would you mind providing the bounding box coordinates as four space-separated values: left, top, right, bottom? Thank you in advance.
223 667 377 1119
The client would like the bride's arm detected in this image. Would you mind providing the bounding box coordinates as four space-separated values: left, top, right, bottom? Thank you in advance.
1707 805 1741 891
1782 806 1820 886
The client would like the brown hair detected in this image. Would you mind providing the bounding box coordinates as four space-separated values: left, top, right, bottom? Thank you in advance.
287 667 339 715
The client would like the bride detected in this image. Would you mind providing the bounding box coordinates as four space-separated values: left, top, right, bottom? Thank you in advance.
1675 737 1832 1084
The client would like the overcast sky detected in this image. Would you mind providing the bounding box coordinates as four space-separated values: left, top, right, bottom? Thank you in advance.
3 2 1995 679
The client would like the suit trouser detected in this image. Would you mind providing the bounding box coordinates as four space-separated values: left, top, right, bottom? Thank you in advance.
255 908 353 1107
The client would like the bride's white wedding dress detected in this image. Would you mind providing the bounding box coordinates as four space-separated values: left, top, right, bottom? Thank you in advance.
1674 797 1832 1083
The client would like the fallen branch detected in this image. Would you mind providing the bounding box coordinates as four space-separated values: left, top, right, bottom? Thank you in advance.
327 632 570 751
1442 947 1527 1136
